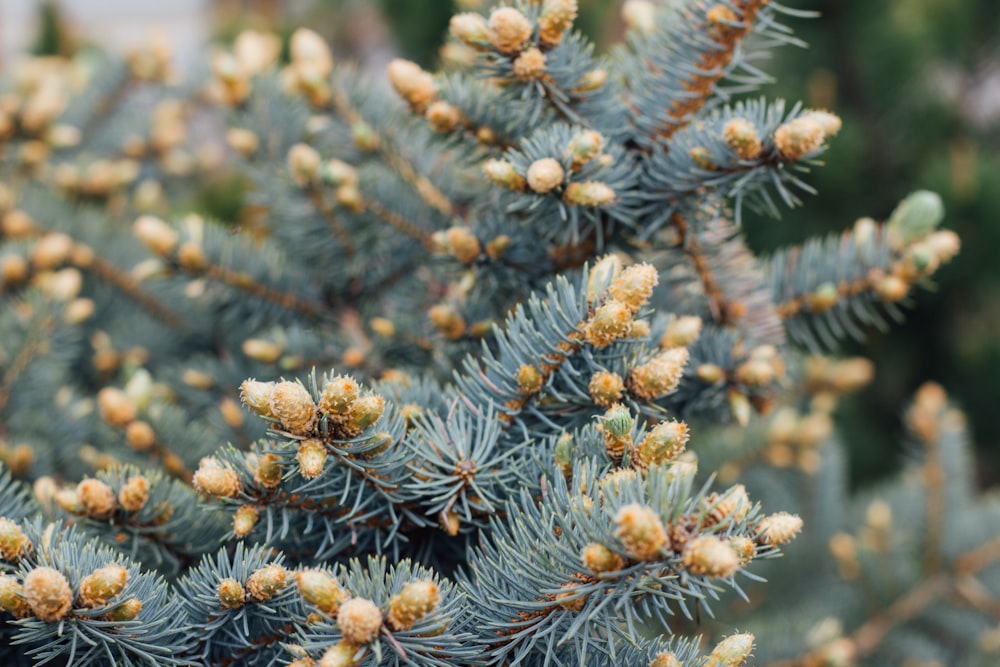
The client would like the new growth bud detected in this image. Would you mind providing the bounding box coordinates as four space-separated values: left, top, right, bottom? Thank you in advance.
298 569 347 615
24 567 73 621
387 580 440 630
338 597 383 644
78 564 128 607
488 8 533 54
614 503 669 561
247 563 288 602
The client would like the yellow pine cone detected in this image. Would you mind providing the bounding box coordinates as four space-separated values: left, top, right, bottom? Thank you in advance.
566 130 603 169
682 535 741 578
703 484 751 526
634 419 689 468
338 597 383 644
450 13 492 49
628 347 689 401
24 566 73 621
78 478 117 520
233 505 259 537
320 640 360 667
429 304 466 339
253 453 283 489
0 518 30 561
660 315 702 348
125 420 157 451
132 215 178 256
217 578 245 609
103 597 142 622
563 181 615 207
649 651 683 667
607 263 658 314
527 158 565 194
387 59 437 112
774 116 825 161
613 504 669 561
78 564 128 608
342 395 385 437
588 370 625 406
118 475 150 512
446 226 481 264
484 158 526 190
297 439 328 479
488 7 533 54
269 381 318 435
97 387 137 427
539 0 578 48
240 379 275 418
584 300 633 348
516 364 544 395
722 118 762 160
0 574 31 618
319 376 361 420
757 512 803 545
193 458 243 499
581 542 625 574
387 580 440 630
705 633 755 667
513 47 547 80
298 569 347 616
247 563 288 602
802 109 842 137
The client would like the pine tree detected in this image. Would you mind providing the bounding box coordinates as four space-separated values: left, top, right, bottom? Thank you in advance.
0 1 993 666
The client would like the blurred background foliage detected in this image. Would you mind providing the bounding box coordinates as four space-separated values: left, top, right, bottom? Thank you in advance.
23 0 1000 486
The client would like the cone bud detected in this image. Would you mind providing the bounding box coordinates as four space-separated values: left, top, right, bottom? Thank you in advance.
527 158 565 194
682 535 740 578
729 536 756 563
588 370 625 407
388 59 437 111
103 597 142 622
426 100 462 133
387 579 440 630
554 432 575 477
875 274 908 303
78 478 117 519
226 128 259 156
563 181 615 207
484 159 525 190
247 563 288 602
628 347 689 400
296 439 328 479
217 578 245 609
635 419 689 468
0 574 30 618
582 542 624 574
0 518 30 561
802 109 842 137
319 376 361 418
539 0 578 47
450 13 492 49
660 315 702 348
31 232 74 269
516 364 544 395
774 116 825 161
587 254 623 301
574 68 607 92
446 226 481 264
290 29 333 76
118 475 150 512
269 381 318 435
193 458 243 498
705 633 755 667
554 583 585 611
343 395 385 437
887 190 944 245
614 504 668 561
78 564 128 608
723 117 762 160
757 512 803 545
298 569 347 615
240 379 276 418
338 597 383 644
585 300 633 348
566 130 603 169
429 304 466 339
254 453 283 488
486 234 511 260
288 143 322 187
98 387 137 427
488 8 533 54
24 567 73 621
320 641 359 667
513 48 547 80
233 504 260 537
622 0 656 33
608 263 658 313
